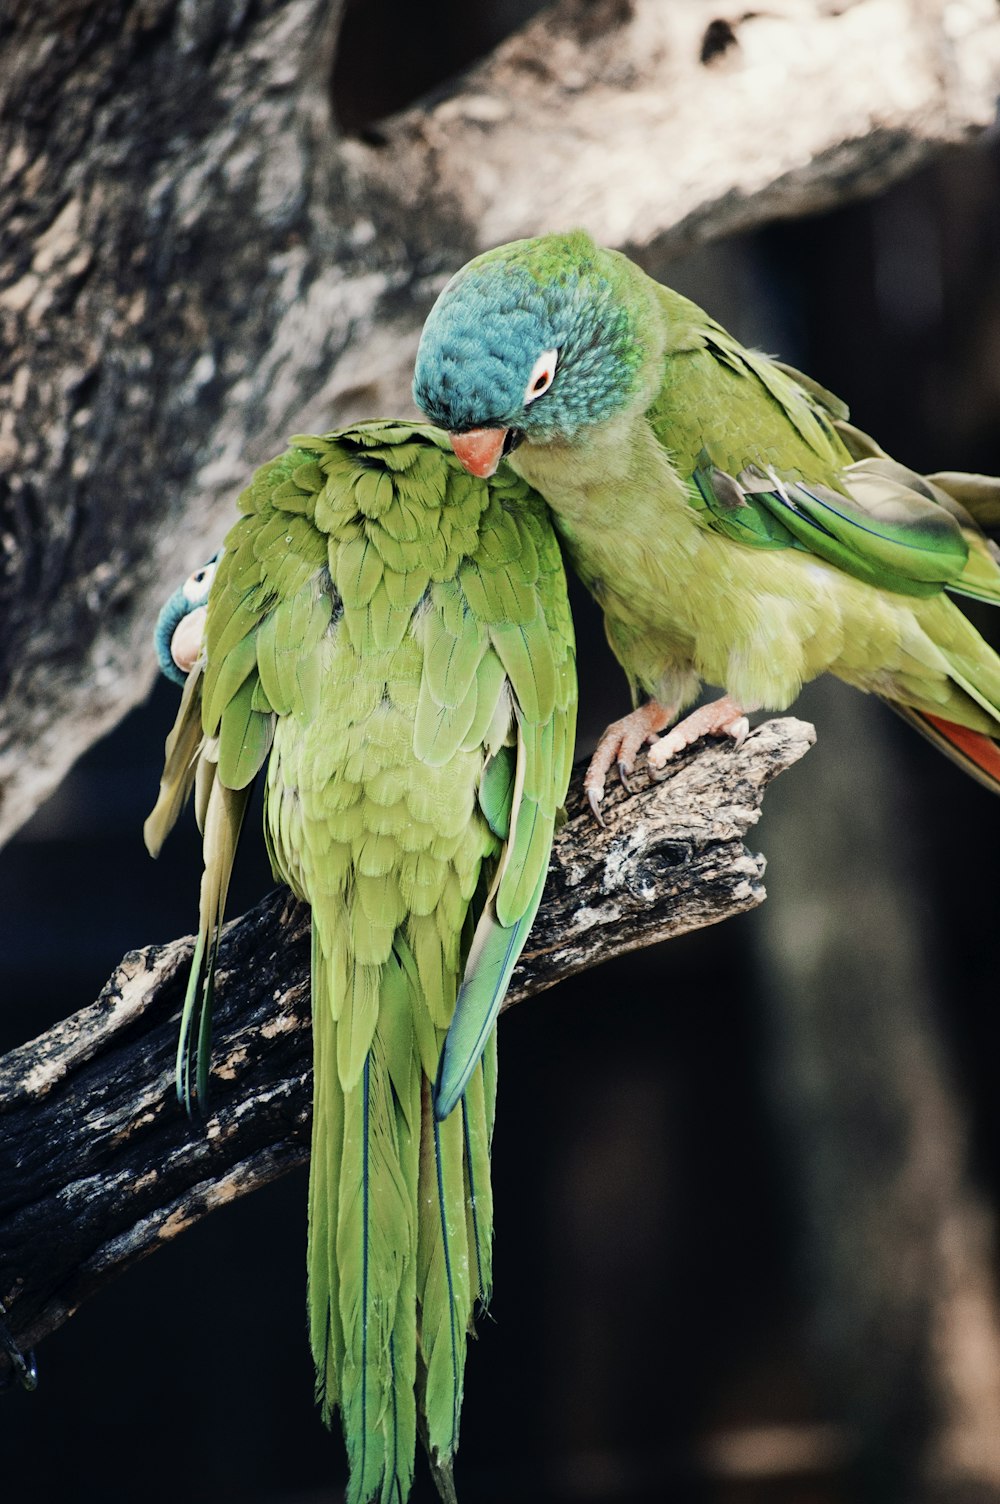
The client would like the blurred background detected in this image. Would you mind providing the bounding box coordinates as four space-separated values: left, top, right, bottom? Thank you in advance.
3 4 1000 1501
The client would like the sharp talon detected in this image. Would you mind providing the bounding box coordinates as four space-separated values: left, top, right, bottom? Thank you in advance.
587 787 606 826
727 716 750 749
0 1301 38 1394
585 702 675 821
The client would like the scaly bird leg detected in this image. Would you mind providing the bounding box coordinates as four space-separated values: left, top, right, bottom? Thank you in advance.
647 694 751 772
584 699 675 823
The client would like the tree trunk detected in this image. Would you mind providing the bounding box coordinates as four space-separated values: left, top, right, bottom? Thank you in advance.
3 0 999 843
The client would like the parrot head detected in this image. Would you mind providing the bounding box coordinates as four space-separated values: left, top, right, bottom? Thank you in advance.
154 553 220 685
413 230 652 477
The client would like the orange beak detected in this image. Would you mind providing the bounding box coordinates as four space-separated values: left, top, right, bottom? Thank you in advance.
448 427 509 479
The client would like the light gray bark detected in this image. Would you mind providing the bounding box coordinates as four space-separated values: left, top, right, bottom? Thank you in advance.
2 0 999 844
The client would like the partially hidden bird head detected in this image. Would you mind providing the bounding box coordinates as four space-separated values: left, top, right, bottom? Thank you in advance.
154 552 220 685
413 230 660 477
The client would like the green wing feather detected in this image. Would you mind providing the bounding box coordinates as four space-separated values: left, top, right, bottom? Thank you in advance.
175 769 251 1114
148 449 327 1113
434 863 547 1121
434 493 576 1122
143 662 205 859
147 420 577 1503
690 451 972 599
476 745 516 839
655 317 1000 612
144 640 258 1114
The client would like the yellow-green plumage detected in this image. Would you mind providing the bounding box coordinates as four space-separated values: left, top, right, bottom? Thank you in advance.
514 276 1000 739
145 422 575 1502
412 231 1000 790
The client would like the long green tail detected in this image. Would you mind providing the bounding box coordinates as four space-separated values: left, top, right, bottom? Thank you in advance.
308 930 495 1503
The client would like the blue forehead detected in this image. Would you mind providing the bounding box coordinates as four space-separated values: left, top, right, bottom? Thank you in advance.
414 262 572 431
154 587 190 685
414 253 642 439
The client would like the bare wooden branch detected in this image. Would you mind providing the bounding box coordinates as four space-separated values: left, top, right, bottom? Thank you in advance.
0 718 813 1365
2 0 998 844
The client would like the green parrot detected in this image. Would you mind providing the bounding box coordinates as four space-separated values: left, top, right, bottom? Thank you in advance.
144 421 576 1503
412 229 1000 818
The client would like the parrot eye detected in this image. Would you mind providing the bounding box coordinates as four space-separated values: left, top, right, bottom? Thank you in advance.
523 348 559 406
183 560 217 604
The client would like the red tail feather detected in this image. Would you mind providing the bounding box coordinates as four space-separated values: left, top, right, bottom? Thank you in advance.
923 713 1000 788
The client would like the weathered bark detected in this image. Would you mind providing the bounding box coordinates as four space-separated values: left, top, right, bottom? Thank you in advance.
0 719 813 1365
2 0 999 845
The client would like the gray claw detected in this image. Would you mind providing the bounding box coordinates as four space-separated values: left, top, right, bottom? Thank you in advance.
587 787 606 826
617 760 634 794
727 715 751 750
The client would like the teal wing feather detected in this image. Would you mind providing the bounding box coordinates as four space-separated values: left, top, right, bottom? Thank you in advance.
434 475 576 1121
690 450 971 599
657 319 1000 606
434 863 547 1121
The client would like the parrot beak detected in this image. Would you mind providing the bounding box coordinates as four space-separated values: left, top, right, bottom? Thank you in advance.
448 427 510 479
170 605 207 674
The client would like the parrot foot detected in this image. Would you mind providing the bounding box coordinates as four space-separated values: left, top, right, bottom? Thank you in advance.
647 695 751 772
584 700 675 823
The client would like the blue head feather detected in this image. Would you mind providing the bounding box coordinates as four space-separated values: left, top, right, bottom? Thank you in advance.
154 553 219 685
154 587 191 685
413 233 644 442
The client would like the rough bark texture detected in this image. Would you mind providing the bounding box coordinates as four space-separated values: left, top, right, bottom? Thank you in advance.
2 0 1000 845
0 718 814 1364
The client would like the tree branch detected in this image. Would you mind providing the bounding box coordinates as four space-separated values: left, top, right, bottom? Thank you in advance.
0 718 813 1367
1 0 997 843
371 0 1000 255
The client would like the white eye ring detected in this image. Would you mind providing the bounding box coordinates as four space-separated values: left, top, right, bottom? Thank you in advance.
523 348 559 406
183 560 217 604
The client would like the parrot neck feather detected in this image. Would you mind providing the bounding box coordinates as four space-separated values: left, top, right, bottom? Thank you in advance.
510 410 686 529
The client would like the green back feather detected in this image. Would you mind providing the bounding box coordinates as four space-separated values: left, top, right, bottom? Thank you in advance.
149 420 576 1502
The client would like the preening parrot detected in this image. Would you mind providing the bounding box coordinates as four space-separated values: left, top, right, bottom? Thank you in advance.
153 552 220 686
154 556 221 685
413 230 1000 818
145 421 576 1503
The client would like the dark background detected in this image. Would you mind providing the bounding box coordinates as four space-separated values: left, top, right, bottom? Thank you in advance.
3 6 1000 1500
